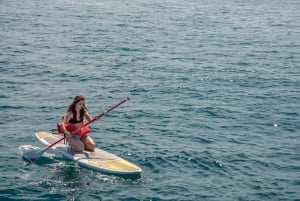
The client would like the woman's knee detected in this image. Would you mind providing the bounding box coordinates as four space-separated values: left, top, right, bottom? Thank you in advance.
87 143 96 151
84 139 96 151
68 138 84 152
74 143 84 152
86 139 96 151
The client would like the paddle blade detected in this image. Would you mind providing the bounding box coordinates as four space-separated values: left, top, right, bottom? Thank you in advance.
18 145 48 163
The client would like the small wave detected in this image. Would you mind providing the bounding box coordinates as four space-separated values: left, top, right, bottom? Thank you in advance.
0 105 27 110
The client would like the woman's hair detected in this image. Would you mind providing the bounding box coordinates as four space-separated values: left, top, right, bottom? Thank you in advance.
67 95 87 112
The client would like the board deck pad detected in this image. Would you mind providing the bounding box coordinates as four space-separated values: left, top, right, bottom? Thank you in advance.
35 131 142 177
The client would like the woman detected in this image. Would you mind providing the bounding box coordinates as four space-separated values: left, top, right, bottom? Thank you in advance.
60 95 99 152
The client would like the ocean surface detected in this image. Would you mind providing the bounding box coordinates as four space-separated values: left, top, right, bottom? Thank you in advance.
1 0 299 200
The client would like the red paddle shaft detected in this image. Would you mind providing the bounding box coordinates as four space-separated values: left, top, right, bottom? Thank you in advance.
48 97 130 148
85 97 130 127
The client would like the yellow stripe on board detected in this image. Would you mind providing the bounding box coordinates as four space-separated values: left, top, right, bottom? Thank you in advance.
89 159 140 171
37 131 53 138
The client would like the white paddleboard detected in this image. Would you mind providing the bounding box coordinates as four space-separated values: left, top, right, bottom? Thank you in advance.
35 131 142 178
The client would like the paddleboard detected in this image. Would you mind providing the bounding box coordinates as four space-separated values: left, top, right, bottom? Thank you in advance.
35 131 142 178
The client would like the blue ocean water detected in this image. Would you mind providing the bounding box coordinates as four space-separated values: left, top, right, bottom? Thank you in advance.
1 0 300 200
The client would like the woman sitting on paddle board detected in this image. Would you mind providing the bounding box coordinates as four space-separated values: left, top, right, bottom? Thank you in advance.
59 95 100 152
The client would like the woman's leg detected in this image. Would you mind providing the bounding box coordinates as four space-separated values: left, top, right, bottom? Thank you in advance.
80 135 96 151
67 136 84 152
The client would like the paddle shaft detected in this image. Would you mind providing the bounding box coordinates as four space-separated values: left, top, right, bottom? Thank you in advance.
84 97 130 127
47 136 66 148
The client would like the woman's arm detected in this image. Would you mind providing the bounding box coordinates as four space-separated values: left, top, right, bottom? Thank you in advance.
61 112 72 136
84 109 93 121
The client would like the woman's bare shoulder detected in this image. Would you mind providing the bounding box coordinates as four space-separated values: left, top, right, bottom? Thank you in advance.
63 111 73 122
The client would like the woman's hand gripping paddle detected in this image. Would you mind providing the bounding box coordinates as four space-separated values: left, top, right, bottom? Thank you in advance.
19 97 130 163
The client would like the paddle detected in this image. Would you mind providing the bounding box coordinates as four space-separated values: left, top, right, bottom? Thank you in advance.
23 97 130 162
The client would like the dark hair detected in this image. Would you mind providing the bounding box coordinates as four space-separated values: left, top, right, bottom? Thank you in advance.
67 95 87 112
